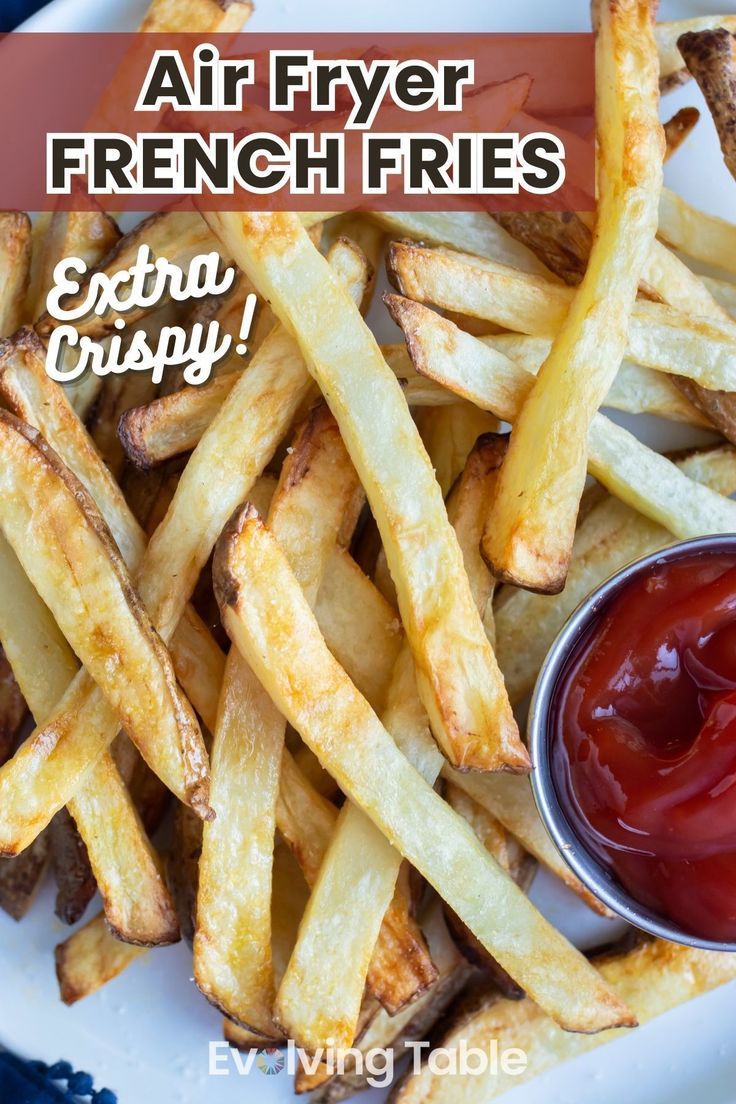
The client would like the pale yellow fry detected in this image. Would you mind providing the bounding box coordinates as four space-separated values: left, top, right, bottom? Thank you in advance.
0 414 209 822
203 210 527 774
0 533 178 943
655 15 736 78
387 297 736 552
214 506 634 1034
495 446 736 705
0 213 31 337
275 436 507 1051
0 241 363 851
388 243 736 393
55 912 145 1005
393 940 736 1104
195 405 362 1034
659 185 736 276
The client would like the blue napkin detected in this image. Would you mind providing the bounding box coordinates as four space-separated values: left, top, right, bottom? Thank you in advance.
0 1052 116 1103
1 0 50 32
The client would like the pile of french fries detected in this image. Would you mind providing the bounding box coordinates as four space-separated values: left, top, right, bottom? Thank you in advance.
2 0 736 1099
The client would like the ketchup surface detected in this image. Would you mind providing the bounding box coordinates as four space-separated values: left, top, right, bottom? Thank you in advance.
551 550 736 943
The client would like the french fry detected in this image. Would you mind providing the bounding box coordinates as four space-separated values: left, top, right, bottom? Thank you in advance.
480 0 662 590
415 405 499 497
678 29 736 182
48 809 95 925
391 940 736 1103
387 243 736 394
0 413 210 826
0 531 179 944
663 105 700 160
494 445 736 705
0 212 31 337
0 240 365 855
24 208 120 325
386 296 736 548
204 210 527 773
0 646 26 766
194 404 362 1036
55 912 146 1006
371 211 556 277
214 505 634 1033
139 0 254 33
655 15 736 83
658 186 736 277
298 903 473 1100
0 834 49 922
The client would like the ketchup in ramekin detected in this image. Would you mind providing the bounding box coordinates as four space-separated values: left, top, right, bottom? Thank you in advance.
530 537 736 948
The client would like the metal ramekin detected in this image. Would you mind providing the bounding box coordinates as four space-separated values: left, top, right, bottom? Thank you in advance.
528 533 736 952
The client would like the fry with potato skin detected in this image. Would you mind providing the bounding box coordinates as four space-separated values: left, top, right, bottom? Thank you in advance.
0 212 31 337
479 0 663 590
194 404 364 1036
204 209 527 773
386 296 736 556
276 437 508 1052
55 912 146 1006
214 505 634 1033
494 445 736 705
678 29 736 181
391 940 736 1104
0 413 210 825
0 530 179 944
138 0 253 33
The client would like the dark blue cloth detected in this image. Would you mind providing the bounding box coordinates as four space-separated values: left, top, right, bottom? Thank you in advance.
1 0 50 32
0 1051 116 1104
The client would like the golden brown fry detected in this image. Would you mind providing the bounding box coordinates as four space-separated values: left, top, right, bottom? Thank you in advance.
391 940 736 1103
0 212 31 337
138 0 254 32
0 834 49 922
0 532 179 944
195 404 362 1035
482 0 663 591
663 105 700 161
25 209 120 324
494 446 736 705
215 506 634 1034
386 296 736 549
0 413 210 825
55 912 145 1006
678 29 736 181
204 210 527 773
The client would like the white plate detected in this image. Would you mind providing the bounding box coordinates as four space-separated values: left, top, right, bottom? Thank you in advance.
5 1 736 1102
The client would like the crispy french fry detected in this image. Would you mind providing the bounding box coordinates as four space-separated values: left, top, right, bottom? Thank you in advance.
0 531 179 944
0 241 364 854
49 809 95 925
0 413 210 826
663 105 700 161
298 903 472 1100
139 0 254 32
678 29 736 181
194 404 362 1035
659 186 736 277
655 15 736 81
0 833 49 922
371 211 556 277
0 212 31 337
478 0 663 590
25 209 120 324
386 296 736 550
55 912 145 1005
391 940 736 1103
204 210 527 773
495 445 736 705
214 506 634 1033
387 243 736 394
415 404 499 497
0 646 26 767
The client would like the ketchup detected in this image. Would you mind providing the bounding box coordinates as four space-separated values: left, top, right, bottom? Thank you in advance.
551 550 736 943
